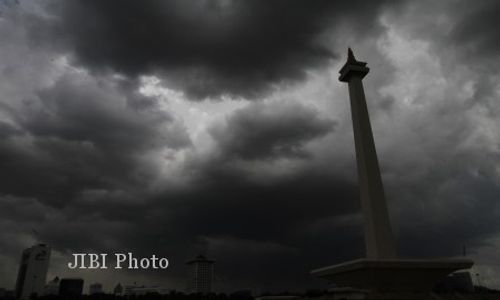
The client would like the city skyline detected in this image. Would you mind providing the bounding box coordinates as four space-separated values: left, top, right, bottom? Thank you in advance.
1 0 500 293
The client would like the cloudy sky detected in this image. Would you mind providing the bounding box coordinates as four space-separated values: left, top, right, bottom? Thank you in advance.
1 0 500 293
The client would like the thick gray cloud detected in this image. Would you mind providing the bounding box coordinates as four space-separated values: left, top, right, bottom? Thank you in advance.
31 0 395 99
210 102 336 160
0 72 191 207
450 0 500 61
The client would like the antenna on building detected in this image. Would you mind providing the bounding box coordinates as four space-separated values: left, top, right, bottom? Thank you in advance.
32 228 47 246
32 228 39 242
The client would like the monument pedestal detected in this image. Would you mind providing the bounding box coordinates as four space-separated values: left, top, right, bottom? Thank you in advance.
312 258 473 300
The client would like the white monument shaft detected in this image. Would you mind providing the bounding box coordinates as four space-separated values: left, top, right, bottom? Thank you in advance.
341 49 396 259
311 49 473 300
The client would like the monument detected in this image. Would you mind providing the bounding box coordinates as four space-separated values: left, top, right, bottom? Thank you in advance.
311 49 473 300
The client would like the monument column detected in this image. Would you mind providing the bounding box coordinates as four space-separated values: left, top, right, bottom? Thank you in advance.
339 48 396 259
311 49 473 300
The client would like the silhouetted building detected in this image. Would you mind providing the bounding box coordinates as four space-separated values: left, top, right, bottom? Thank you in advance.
15 244 51 299
255 296 299 300
0 289 14 299
124 286 170 296
230 289 254 300
43 276 60 296
186 255 215 294
59 278 83 300
113 283 123 296
89 283 104 295
124 285 136 296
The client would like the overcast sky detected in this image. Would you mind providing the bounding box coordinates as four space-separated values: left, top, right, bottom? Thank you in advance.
1 0 500 293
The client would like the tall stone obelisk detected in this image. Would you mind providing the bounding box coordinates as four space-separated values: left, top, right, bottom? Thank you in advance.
311 49 473 300
339 48 396 259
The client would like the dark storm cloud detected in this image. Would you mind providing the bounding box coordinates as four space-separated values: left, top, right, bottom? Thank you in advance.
0 120 21 138
0 73 191 207
450 0 500 61
210 102 336 160
23 76 189 152
170 171 358 241
388 0 500 68
37 0 394 99
390 151 500 258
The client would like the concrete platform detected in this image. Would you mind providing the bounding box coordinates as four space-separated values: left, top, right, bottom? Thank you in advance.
311 258 473 299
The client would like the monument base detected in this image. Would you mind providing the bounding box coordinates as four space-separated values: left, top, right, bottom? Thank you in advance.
311 258 473 300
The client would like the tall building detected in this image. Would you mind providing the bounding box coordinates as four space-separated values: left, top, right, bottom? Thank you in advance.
15 244 51 299
186 255 215 294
